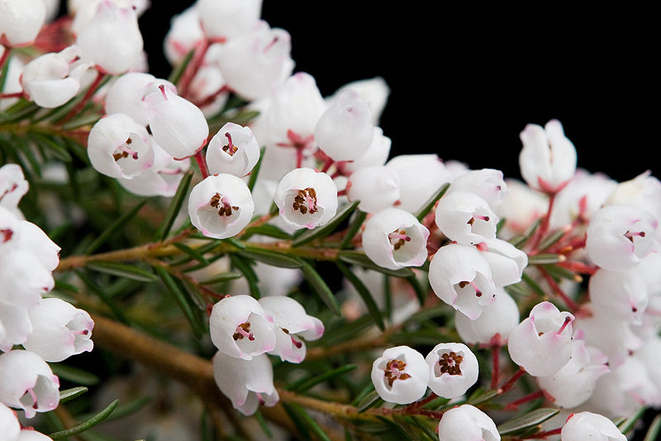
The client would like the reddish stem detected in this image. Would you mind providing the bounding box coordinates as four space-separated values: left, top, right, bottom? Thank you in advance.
0 45 11 71
0 92 23 99
529 193 557 252
504 390 545 410
518 427 562 440
499 366 526 393
179 39 210 98
491 344 501 390
539 267 580 311
59 70 105 124
194 151 210 179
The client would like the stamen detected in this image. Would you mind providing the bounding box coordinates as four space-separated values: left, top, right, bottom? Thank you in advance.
159 84 168 100
26 388 39 409
557 316 572 335
223 132 239 156
290 335 303 349
458 280 482 297
389 229 411 250
292 188 318 215
263 36 279 53
113 142 138 161
437 351 464 376
233 322 255 341
384 359 411 387
209 193 239 217
624 230 646 242
1 228 13 242
467 214 490 225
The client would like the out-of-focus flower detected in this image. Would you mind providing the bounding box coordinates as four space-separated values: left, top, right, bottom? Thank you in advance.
0 0 47 46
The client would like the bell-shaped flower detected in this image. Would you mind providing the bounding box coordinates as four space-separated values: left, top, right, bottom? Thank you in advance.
0 163 28 216
437 404 500 441
104 72 162 126
187 173 255 239
0 249 54 307
425 342 478 399
15 220 60 272
87 113 155 179
70 0 150 34
20 45 94 109
537 336 610 409
23 298 94 363
209 294 276 360
0 350 60 419
448 168 508 211
327 76 390 125
605 170 661 224
338 126 392 175
215 20 293 101
455 288 520 346
258 296 324 363
560 411 626 441
163 5 204 65
435 191 499 245
361 207 429 270
197 0 263 41
346 165 400 213
206 122 260 177
314 88 374 162
507 301 575 377
371 345 429 404
274 167 338 230
518 119 577 194
588 268 648 325
212 351 278 416
585 204 660 271
0 0 46 46
117 144 191 197
75 0 143 75
144 84 209 159
384 154 449 214
428 243 497 320
479 238 528 287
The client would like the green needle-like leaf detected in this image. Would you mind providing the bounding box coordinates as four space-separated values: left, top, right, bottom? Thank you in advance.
168 48 196 85
155 265 206 339
50 364 100 386
84 200 147 255
247 146 266 192
59 386 89 404
497 408 559 436
643 414 661 441
414 182 450 221
86 261 158 282
287 364 358 393
336 260 385 330
282 403 332 441
300 260 341 316
155 169 194 241
238 247 304 268
338 250 415 278
49 399 120 440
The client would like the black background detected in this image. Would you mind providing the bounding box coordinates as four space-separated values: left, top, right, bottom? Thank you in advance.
139 2 658 185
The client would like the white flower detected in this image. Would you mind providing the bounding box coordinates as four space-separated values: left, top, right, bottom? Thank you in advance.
338 126 392 175
258 296 324 363
588 268 648 325
605 170 661 223
104 72 162 126
23 298 94 363
0 350 60 419
425 342 479 399
212 351 279 416
188 174 255 239
585 204 659 271
0 0 47 46
313 88 374 162
518 119 577 194
448 168 508 211
196 0 263 41
560 412 626 441
346 165 400 213
87 113 155 179
206 122 260 178
274 168 338 230
371 346 429 404
437 404 500 441
479 238 528 287
0 402 20 441
507 301 575 377
328 76 390 125
0 163 28 216
435 191 499 245
117 144 191 197
428 243 497 320
163 5 204 65
361 207 429 270
384 154 449 214
144 84 209 159
209 295 276 360
455 288 520 346
75 0 144 75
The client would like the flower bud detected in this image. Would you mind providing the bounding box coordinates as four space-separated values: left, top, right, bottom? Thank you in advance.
518 119 577 194
588 268 648 325
75 1 144 75
425 342 478 399
328 76 390 125
188 174 255 239
0 350 60 419
0 0 47 46
144 85 209 159
338 126 392 175
437 404 500 441
314 88 374 162
560 411 626 441
361 207 429 270
274 168 338 230
428 243 497 320
371 345 429 404
163 5 204 65
212 351 279 416
479 238 528 287
209 294 276 360
87 113 155 179
104 72 159 126
435 191 499 245
605 170 661 223
206 123 260 177
585 204 660 271
507 301 575 377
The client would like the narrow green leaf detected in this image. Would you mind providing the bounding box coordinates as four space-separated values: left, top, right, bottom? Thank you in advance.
338 250 415 278
521 271 547 298
155 170 194 241
467 388 500 406
59 386 89 404
282 403 331 441
241 224 292 241
230 253 261 298
30 133 72 162
287 364 358 393
168 48 195 85
172 242 210 265
292 200 360 247
537 227 569 251
300 260 340 316
60 112 102 130
86 261 158 282
643 414 661 441
340 210 367 249
405 274 427 306
101 396 151 423
154 265 206 339
617 406 647 434
528 253 565 265
414 182 451 221
253 410 274 439
356 390 384 413
49 399 120 440
336 260 384 330
199 271 243 285
497 408 559 436
85 200 147 255
0 99 40 124
247 146 266 192
238 247 303 268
